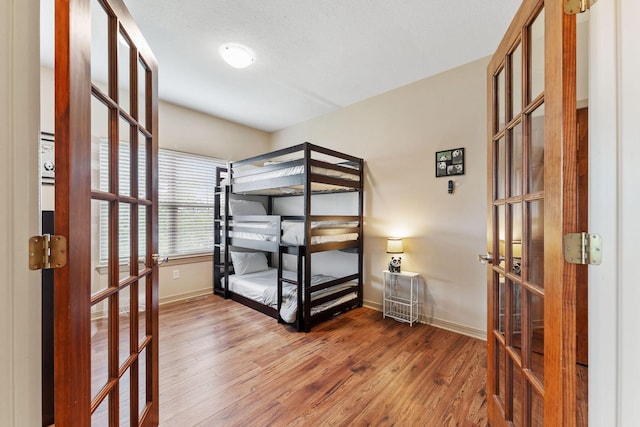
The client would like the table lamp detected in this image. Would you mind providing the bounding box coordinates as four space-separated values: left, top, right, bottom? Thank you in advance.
386 238 404 272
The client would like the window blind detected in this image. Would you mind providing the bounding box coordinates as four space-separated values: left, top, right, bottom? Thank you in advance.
158 149 223 258
98 142 224 263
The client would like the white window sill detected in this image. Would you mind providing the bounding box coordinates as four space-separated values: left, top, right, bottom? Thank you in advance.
96 254 213 275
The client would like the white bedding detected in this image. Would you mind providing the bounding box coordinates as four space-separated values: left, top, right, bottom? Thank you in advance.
229 220 279 242
281 221 359 245
229 220 359 246
227 268 358 323
233 164 359 185
225 164 360 195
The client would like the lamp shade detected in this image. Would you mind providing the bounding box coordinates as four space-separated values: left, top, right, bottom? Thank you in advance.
386 238 404 254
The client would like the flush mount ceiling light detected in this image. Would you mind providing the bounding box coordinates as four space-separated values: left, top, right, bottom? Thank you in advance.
219 43 255 69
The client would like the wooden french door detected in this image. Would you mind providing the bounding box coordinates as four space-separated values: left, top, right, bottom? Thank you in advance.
486 0 577 426
54 0 159 425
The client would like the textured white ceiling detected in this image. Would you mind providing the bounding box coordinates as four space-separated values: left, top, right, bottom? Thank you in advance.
41 0 522 132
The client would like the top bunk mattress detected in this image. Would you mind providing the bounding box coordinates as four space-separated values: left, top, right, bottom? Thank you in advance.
226 143 363 195
229 164 360 195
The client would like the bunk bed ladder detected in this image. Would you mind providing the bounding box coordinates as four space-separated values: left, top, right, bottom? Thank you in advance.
213 167 228 298
303 144 313 332
358 157 364 307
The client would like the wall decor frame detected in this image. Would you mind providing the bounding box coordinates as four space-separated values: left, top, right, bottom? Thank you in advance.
435 147 465 177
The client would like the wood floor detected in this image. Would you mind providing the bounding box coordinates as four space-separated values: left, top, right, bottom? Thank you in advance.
157 295 488 426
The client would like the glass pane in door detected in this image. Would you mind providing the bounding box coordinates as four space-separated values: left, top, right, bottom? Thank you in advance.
530 292 545 383
119 203 131 280
529 104 545 193
138 132 148 200
92 199 109 297
497 205 506 270
138 59 148 128
532 388 544 427
91 306 109 400
92 394 109 426
91 96 110 192
498 276 506 336
119 368 131 427
527 200 544 287
138 205 148 267
497 68 506 130
118 29 131 114
119 118 132 197
497 137 506 200
529 9 545 101
498 341 506 408
511 202 523 273
137 278 147 346
510 122 523 197
119 287 132 368
90 0 109 92
511 44 523 118
511 283 523 358
512 363 524 426
138 346 148 419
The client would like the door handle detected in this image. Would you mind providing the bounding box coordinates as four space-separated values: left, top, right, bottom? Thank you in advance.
152 254 169 266
478 253 494 265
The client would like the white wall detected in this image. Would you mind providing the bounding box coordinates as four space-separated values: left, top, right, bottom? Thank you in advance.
40 66 271 306
589 0 640 424
0 0 42 425
271 57 490 338
156 97 271 303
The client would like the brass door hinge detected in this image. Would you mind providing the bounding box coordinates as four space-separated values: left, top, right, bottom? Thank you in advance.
565 0 599 15
29 234 67 270
563 232 602 265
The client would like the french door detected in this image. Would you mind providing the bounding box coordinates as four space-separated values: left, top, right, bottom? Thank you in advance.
54 0 159 425
486 0 577 426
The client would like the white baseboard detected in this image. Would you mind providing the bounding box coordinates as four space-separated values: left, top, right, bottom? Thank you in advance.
363 300 383 312
363 299 486 341
422 316 486 341
159 288 212 306
90 288 213 320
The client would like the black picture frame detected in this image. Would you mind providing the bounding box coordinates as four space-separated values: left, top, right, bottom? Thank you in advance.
435 147 465 177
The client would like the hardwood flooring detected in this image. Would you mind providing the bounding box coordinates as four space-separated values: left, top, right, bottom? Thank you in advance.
157 295 488 426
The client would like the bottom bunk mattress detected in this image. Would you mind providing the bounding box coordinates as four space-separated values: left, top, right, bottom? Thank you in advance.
227 268 357 323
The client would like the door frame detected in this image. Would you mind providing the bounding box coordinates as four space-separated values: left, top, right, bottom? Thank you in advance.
588 0 640 424
0 0 42 425
543 1 578 423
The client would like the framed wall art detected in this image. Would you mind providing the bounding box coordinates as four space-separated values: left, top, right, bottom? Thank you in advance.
435 147 465 177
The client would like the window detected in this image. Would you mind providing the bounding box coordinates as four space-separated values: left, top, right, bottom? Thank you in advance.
158 149 224 258
98 142 224 263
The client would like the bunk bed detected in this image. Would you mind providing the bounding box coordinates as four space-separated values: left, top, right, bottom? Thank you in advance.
213 142 364 331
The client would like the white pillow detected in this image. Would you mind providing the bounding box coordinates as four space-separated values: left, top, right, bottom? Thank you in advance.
281 221 304 245
229 199 267 216
230 251 269 275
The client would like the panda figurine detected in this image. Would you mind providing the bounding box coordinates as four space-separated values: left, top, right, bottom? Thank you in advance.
388 256 402 273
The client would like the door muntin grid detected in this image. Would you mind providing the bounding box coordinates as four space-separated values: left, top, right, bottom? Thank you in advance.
489 4 546 425
89 0 155 423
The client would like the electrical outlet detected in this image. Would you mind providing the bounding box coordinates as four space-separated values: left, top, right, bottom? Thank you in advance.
172 269 180 279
